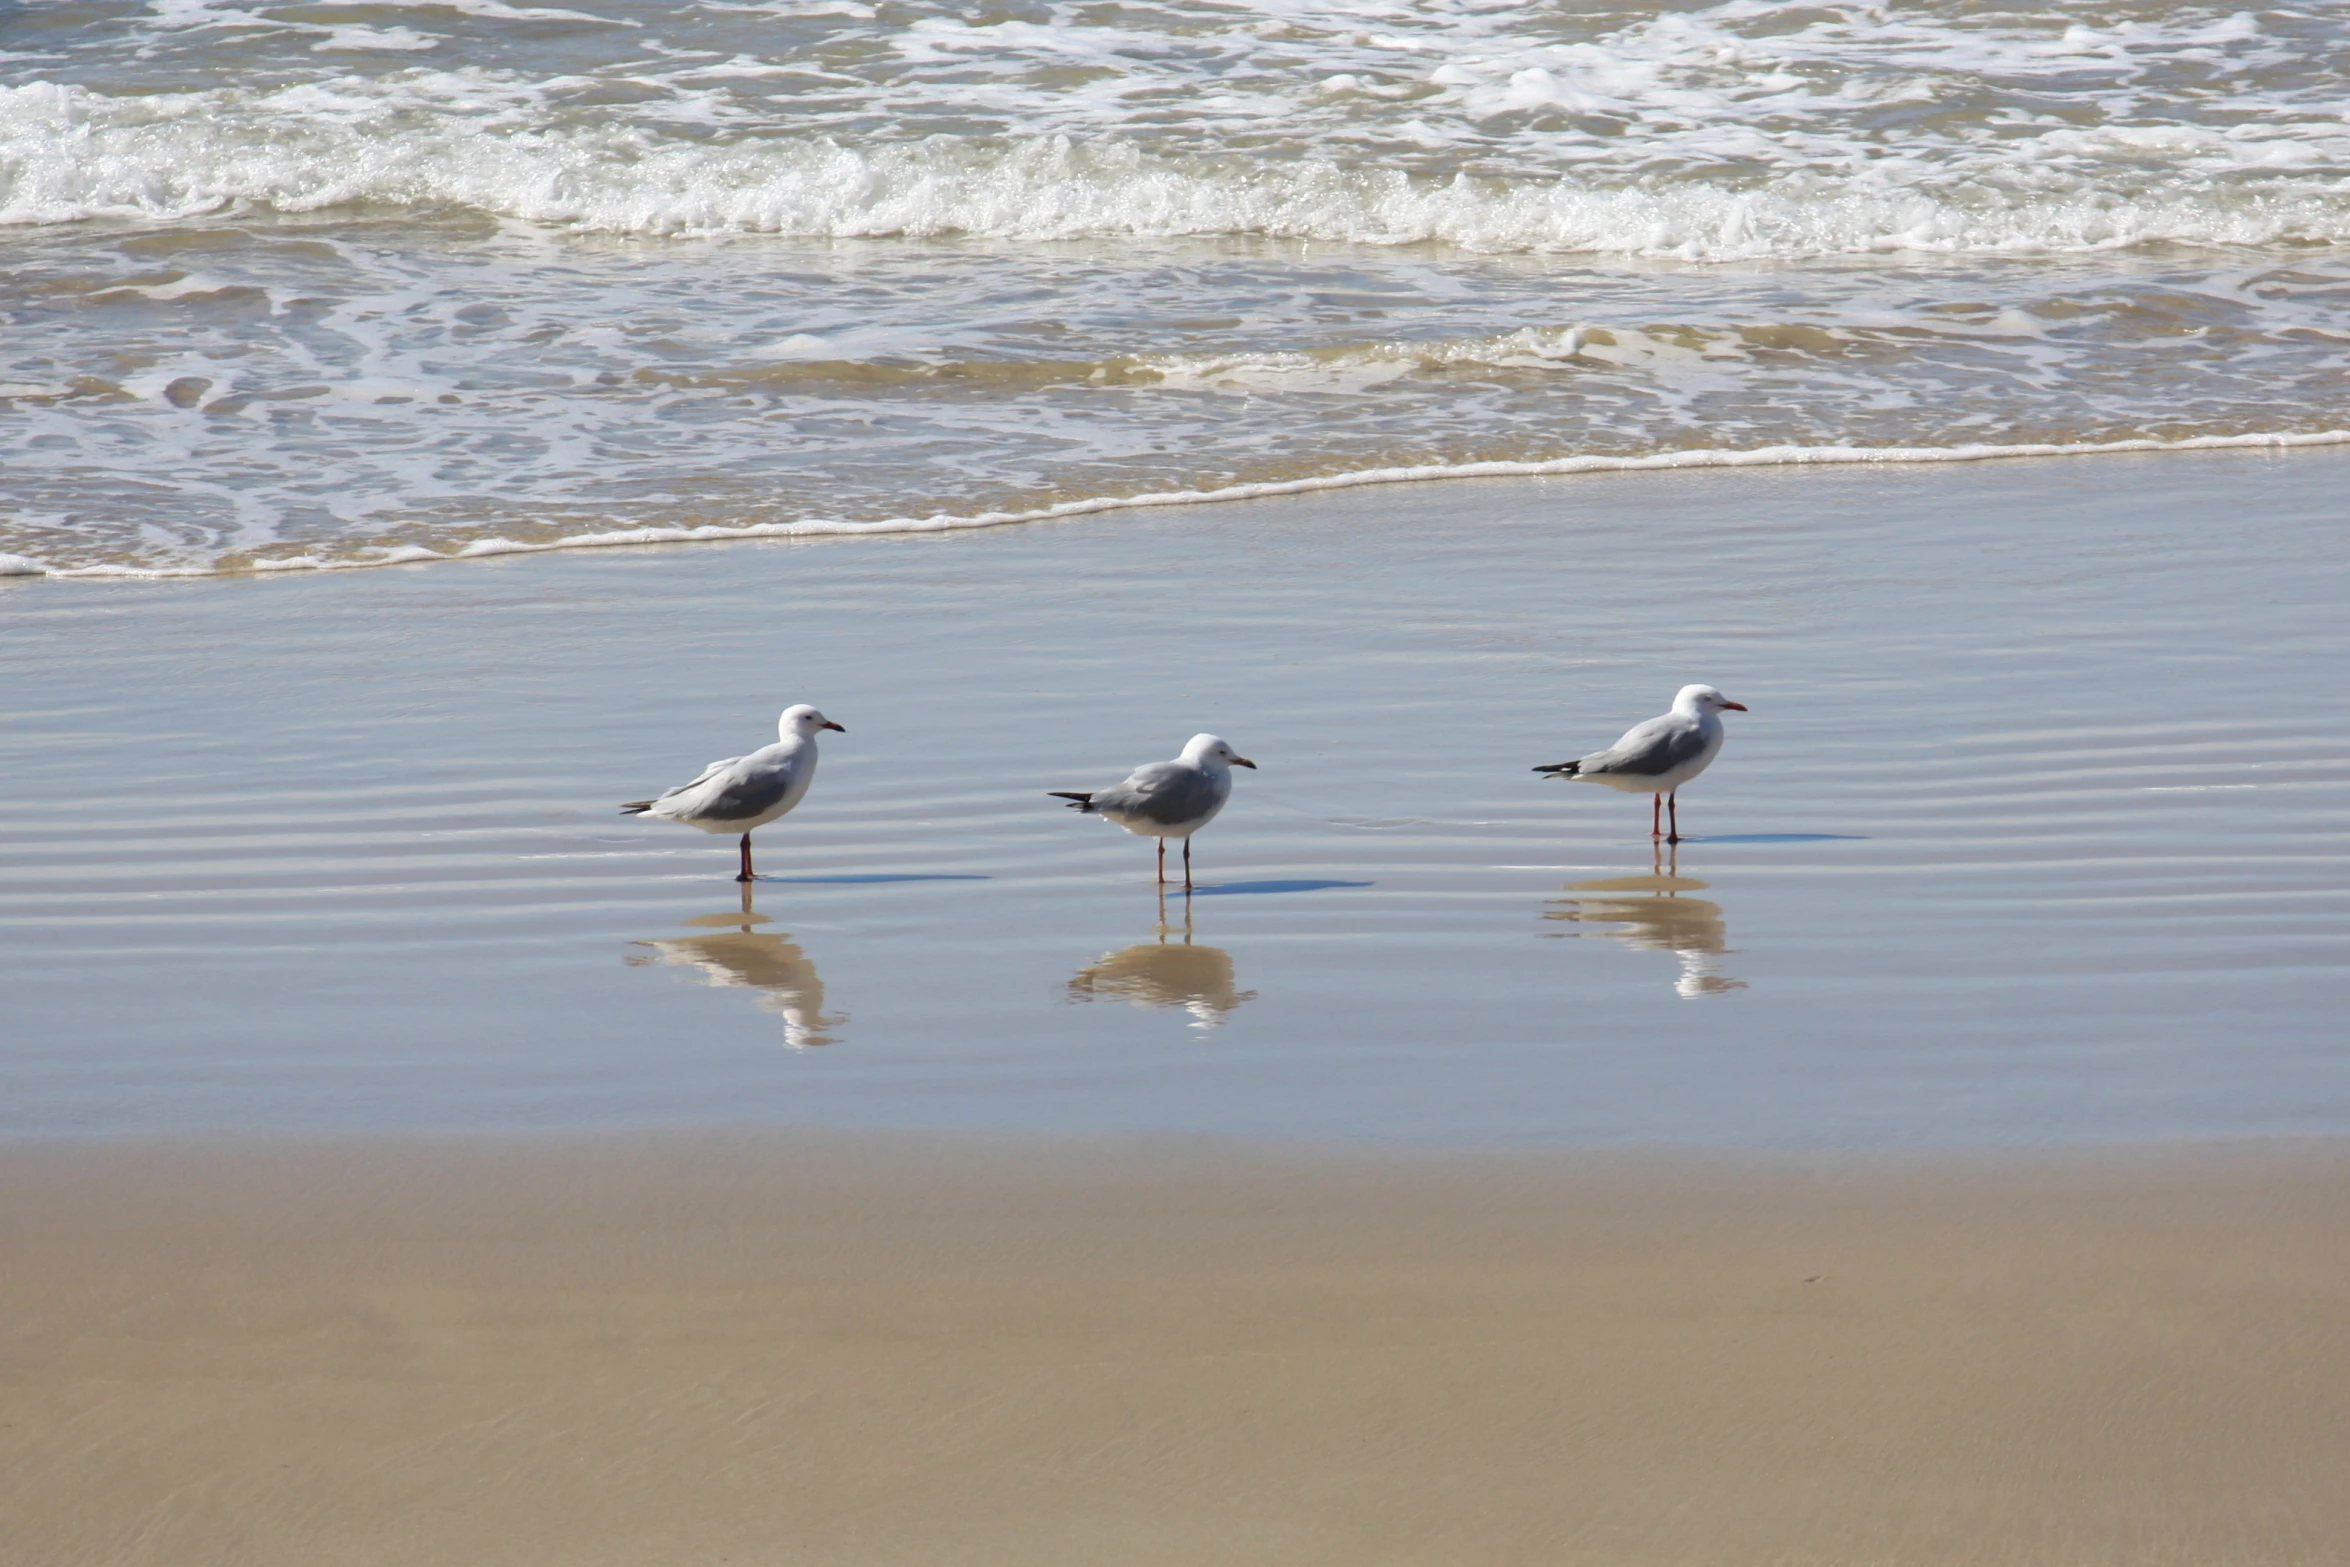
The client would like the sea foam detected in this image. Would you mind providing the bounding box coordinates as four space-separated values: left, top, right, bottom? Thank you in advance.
9 0 2350 261
8 0 2350 576
15 431 2347 579
5 81 2347 261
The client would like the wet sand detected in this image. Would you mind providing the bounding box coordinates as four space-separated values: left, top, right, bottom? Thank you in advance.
6 1129 2349 1566
2 447 2346 1145
6 451 2349 1559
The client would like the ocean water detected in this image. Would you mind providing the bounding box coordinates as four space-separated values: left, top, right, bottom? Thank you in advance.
5 0 2349 574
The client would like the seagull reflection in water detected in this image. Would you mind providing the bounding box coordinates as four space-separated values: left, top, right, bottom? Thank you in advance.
628 886 845 1048
1543 844 1745 999
1066 891 1257 1029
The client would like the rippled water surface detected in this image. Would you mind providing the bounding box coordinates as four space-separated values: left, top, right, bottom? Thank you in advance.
5 0 2348 571
2 454 2344 1144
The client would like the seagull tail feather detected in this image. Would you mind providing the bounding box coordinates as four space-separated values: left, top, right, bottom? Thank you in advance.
1047 791 1098 812
1531 761 1582 778
619 800 657 815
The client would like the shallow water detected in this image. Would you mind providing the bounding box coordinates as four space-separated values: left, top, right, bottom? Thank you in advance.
3 451 2343 1146
6 0 2350 572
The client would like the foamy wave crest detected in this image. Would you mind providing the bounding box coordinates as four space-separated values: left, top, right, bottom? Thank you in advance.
8 80 2350 259
19 432 2348 579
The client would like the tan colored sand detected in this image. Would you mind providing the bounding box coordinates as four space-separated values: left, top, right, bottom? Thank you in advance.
4 1132 2347 1566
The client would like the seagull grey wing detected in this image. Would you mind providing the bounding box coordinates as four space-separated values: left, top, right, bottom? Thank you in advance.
1099 761 1221 826
654 755 742 805
1587 716 1711 778
691 755 800 822
1084 761 1170 817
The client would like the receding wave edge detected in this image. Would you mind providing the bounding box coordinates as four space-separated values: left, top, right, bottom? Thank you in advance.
8 430 2345 580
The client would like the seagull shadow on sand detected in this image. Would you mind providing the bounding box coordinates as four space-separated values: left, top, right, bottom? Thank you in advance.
628 884 845 1048
1543 842 1745 999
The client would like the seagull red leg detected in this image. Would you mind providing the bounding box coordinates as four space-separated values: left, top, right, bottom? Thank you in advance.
1667 792 1680 846
1156 839 1166 886
737 833 755 883
1183 837 1193 891
1651 795 1662 840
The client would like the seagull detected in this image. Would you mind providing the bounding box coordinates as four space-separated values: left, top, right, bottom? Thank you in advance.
1534 684 1746 843
1050 733 1256 888
622 704 844 882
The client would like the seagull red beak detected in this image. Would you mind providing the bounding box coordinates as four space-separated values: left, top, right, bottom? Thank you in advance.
1233 756 1257 769
1720 701 1747 712
822 720 846 732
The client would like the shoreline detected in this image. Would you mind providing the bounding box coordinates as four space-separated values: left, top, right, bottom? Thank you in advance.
8 1125 2348 1565
7 425 2348 580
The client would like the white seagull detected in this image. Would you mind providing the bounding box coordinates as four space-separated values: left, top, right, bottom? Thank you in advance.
1535 684 1747 843
1051 733 1256 888
622 704 844 882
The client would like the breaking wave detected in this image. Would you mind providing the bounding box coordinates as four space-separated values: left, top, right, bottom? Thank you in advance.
7 80 2350 261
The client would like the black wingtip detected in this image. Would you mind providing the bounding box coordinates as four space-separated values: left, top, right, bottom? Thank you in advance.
1531 762 1580 777
1047 791 1097 812
619 801 655 815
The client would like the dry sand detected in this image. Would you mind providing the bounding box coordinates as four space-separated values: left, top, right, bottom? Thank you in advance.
7 1130 2348 1565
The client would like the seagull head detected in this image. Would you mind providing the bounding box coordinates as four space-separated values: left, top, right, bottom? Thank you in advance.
780 704 846 738
1676 684 1748 715
1184 733 1257 770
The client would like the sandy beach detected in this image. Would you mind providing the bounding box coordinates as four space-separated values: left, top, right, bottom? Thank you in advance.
5 450 2348 1562
13 1 2350 1556
7 1129 2349 1566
